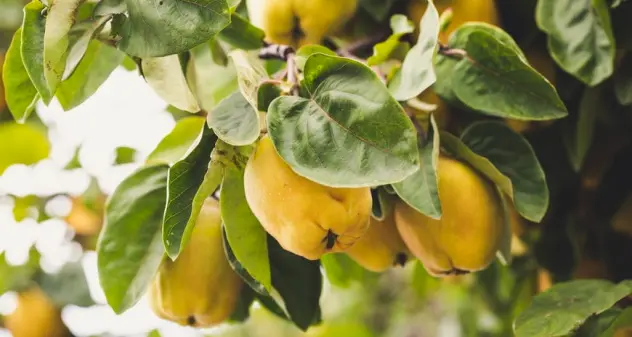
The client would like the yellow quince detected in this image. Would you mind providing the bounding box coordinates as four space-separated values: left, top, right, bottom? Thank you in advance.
5 287 69 337
244 135 372 260
149 198 243 328
394 155 503 277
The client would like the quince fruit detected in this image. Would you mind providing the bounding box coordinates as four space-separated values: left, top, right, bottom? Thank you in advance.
149 198 243 328
5 287 69 337
244 135 372 260
394 155 503 276
247 0 359 47
346 211 409 272
65 197 103 237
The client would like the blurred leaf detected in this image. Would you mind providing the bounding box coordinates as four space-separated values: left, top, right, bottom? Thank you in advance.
12 195 39 221
43 0 83 93
564 85 604 172
0 122 50 175
110 0 230 57
146 330 161 337
22 0 53 104
367 14 413 66
268 235 322 331
97 164 168 314
141 55 199 112
57 41 124 111
388 1 438 101
3 28 39 122
600 307 632 337
536 0 615 86
207 91 260 146
218 12 265 50
393 114 441 219
0 249 40 296
257 82 282 112
221 166 272 293
574 308 622 337
321 253 378 288
64 146 82 169
35 260 93 307
94 0 126 16
411 260 441 297
458 121 549 222
514 280 632 337
62 16 113 80
163 126 221 259
114 146 137 165
268 53 419 187
186 43 238 111
295 45 336 71
146 116 206 165
614 53 632 106
359 0 397 21
229 50 268 109
222 228 268 295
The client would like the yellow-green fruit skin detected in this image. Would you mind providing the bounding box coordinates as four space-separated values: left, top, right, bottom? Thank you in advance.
394 155 503 277
346 212 409 272
5 288 69 337
244 135 372 260
149 198 243 328
250 0 358 47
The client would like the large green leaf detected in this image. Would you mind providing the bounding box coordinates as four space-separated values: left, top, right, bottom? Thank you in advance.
536 0 615 86
614 53 632 106
63 16 113 80
3 29 39 122
141 55 199 113
222 228 268 295
218 12 264 50
207 91 260 146
514 280 632 337
110 0 230 57
21 0 52 104
35 261 93 307
221 166 272 293
146 116 206 165
0 123 50 175
97 164 168 314
268 235 322 331
564 85 603 172
43 0 84 93
0 249 40 296
574 309 623 337
57 41 124 111
459 122 549 222
163 125 220 259
320 253 379 288
268 54 419 187
600 307 632 337
393 114 441 219
186 43 238 112
388 0 439 101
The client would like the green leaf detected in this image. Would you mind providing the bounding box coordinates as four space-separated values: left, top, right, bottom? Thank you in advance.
536 0 615 86
295 45 336 71
114 146 137 165
367 14 414 66
600 307 632 337
393 114 441 219
257 82 282 112
0 122 50 175
268 235 322 331
359 0 397 21
450 29 567 120
496 191 513 265
110 0 230 57
163 125 220 259
221 166 272 293
146 116 206 165
35 261 93 307
3 29 39 122
222 228 269 295
62 16 113 80
43 0 83 93
388 0 439 101
218 12 264 50
459 121 549 222
207 91 260 146
268 54 419 187
186 43 239 112
574 309 622 337
564 85 603 172
141 55 200 113
21 0 53 104
97 164 169 314
229 50 268 109
94 0 126 16
320 253 379 288
0 249 40 296
614 53 632 106
514 280 632 337
57 41 124 111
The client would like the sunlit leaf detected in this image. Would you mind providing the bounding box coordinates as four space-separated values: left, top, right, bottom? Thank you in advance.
21 0 53 104
146 116 206 165
0 123 50 174
3 29 39 122
207 91 260 146
141 55 200 112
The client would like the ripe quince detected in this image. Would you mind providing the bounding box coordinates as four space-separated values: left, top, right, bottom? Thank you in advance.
149 198 243 328
394 155 503 277
248 0 359 47
5 287 69 337
346 211 409 272
244 135 372 260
